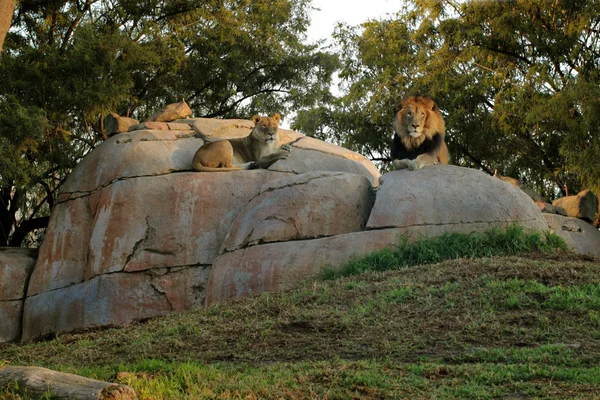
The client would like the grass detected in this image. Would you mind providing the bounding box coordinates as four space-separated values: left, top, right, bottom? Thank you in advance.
320 225 568 280
1 229 598 399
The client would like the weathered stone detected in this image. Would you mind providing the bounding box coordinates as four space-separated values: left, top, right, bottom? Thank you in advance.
128 121 170 131
104 113 139 136
544 213 600 257
151 100 192 122
24 117 382 340
0 247 37 301
368 166 549 232
536 202 557 214
206 166 551 305
552 189 598 222
0 300 22 343
221 172 373 252
268 137 380 187
23 266 208 342
28 170 288 297
58 130 203 195
207 229 401 304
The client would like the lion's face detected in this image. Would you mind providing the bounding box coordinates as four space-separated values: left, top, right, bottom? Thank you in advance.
251 114 281 144
393 96 445 150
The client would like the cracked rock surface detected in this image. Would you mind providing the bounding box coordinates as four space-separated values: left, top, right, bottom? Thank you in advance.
206 165 552 305
22 118 380 341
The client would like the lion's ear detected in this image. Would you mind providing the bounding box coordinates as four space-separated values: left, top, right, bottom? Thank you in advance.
418 96 436 110
272 113 281 123
252 115 262 125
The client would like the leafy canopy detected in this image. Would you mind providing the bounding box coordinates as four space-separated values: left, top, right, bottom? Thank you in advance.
0 0 338 246
294 0 600 198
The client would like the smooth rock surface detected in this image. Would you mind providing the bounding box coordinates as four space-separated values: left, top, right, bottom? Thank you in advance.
368 166 549 233
543 213 600 257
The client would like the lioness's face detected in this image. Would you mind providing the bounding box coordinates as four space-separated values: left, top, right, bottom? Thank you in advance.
251 114 281 143
399 104 427 138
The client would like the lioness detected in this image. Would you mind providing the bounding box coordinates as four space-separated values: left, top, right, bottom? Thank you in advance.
391 95 449 170
192 114 291 172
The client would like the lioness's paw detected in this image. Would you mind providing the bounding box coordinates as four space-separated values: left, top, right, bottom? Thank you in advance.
393 159 413 170
281 144 292 152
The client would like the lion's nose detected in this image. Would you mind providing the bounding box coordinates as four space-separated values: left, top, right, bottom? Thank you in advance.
412 124 420 129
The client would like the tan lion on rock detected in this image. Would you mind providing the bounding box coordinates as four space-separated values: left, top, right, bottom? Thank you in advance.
391 95 449 170
192 113 291 172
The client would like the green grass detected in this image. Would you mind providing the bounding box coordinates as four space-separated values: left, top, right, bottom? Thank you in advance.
320 225 568 280
1 239 598 398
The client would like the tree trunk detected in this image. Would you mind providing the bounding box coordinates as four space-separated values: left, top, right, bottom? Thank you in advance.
0 366 137 400
0 0 15 52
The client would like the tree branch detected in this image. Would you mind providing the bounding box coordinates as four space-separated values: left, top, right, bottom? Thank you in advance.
8 216 49 247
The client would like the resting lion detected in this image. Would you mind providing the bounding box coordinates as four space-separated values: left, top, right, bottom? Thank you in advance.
391 95 449 170
192 113 291 172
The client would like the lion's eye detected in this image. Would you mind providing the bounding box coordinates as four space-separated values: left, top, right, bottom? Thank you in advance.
261 125 266 128
421 112 425 117
407 112 412 116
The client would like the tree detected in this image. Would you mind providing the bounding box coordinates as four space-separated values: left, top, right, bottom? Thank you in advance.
293 0 600 199
0 0 338 246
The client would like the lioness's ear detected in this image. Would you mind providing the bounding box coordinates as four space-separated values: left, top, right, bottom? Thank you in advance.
272 113 281 123
252 115 262 125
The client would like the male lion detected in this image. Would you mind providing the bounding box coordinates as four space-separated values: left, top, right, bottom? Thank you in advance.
192 113 291 172
391 95 448 170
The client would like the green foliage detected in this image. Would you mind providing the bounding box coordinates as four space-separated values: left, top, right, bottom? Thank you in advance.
0 0 338 246
293 0 600 198
320 225 567 280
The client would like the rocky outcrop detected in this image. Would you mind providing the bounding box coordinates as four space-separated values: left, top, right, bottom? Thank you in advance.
543 213 600 258
367 166 549 234
21 118 380 341
150 100 192 122
205 166 550 304
104 113 139 136
0 248 37 343
553 189 598 222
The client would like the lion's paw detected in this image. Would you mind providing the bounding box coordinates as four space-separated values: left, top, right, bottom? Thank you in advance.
248 162 259 170
393 159 413 170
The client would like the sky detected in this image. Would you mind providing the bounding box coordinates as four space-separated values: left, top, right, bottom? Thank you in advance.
306 0 400 44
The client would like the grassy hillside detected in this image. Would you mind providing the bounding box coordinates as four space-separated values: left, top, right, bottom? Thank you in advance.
1 230 600 399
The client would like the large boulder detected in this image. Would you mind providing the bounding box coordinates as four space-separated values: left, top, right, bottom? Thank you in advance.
543 213 600 258
205 165 550 304
0 248 37 343
552 189 598 222
22 118 380 341
367 166 549 234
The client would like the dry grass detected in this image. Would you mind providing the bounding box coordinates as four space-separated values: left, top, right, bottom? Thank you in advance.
1 252 600 398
